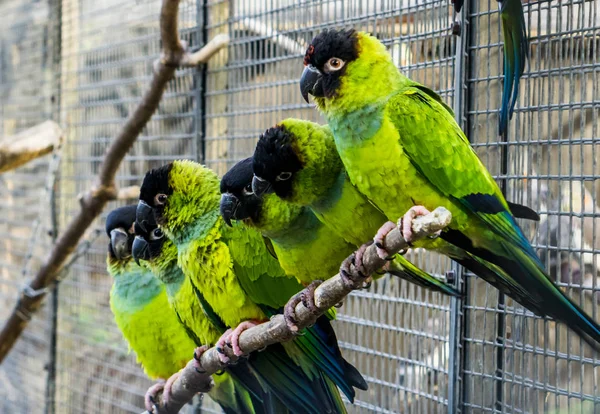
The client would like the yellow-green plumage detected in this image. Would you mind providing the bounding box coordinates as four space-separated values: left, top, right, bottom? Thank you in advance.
302 29 600 348
252 119 459 296
138 159 367 413
142 237 224 345
262 203 353 285
220 158 355 285
133 221 288 414
107 256 194 380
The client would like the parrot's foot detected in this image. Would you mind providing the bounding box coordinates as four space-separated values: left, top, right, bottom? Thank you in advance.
374 221 400 260
144 379 166 413
284 280 323 333
340 243 373 290
401 206 442 243
215 329 234 364
193 345 210 373
229 320 265 356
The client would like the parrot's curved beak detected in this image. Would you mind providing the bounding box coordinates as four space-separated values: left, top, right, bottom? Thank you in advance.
251 175 273 197
110 228 130 260
300 65 324 103
219 193 240 227
131 235 150 265
136 200 156 233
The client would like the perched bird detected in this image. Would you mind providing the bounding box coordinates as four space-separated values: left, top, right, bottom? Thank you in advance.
452 0 528 135
220 156 359 327
105 205 195 412
130 216 288 414
251 120 538 294
298 29 600 349
136 159 367 413
251 120 462 297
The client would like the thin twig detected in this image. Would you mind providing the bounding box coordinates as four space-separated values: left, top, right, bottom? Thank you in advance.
145 207 453 414
0 0 228 364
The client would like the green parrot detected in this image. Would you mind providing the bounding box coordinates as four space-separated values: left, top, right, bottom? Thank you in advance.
105 205 195 412
136 159 367 413
108 206 283 414
250 120 466 298
298 29 600 349
219 156 360 328
251 120 539 295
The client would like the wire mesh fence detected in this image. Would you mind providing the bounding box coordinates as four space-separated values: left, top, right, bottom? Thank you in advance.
0 0 598 413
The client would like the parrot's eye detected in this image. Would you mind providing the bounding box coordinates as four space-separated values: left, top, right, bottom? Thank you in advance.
276 172 292 181
243 184 253 196
150 228 164 241
324 57 345 73
155 193 168 205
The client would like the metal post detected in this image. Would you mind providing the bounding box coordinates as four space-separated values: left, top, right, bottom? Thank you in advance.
44 1 62 413
447 3 470 413
197 0 209 164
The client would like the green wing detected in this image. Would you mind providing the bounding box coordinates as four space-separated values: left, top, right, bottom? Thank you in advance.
387 85 600 348
387 85 538 256
387 85 506 205
222 223 367 405
222 222 303 309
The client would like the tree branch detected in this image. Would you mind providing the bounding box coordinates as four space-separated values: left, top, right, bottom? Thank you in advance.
0 0 228 364
145 207 453 414
239 18 306 55
117 185 142 200
0 120 63 173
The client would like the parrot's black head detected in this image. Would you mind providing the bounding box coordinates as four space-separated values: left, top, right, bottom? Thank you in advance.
137 163 173 232
220 157 263 226
252 126 303 199
301 28 359 102
105 205 137 260
131 219 167 264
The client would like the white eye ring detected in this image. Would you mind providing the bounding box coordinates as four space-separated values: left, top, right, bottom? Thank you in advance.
155 193 168 205
276 172 292 181
150 228 164 241
243 184 254 196
324 57 345 73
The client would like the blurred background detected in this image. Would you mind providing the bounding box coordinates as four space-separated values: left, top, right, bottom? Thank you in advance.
0 0 598 412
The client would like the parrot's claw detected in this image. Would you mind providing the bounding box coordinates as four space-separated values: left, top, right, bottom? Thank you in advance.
229 320 264 356
340 243 373 290
284 292 303 332
215 329 234 364
144 379 166 413
193 345 209 374
374 221 398 260
284 280 322 333
301 280 323 314
400 206 441 243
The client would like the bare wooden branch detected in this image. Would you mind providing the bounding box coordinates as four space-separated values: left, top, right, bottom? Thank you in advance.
146 207 453 414
117 185 141 200
0 120 63 173
180 34 230 67
0 0 227 365
240 18 306 55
